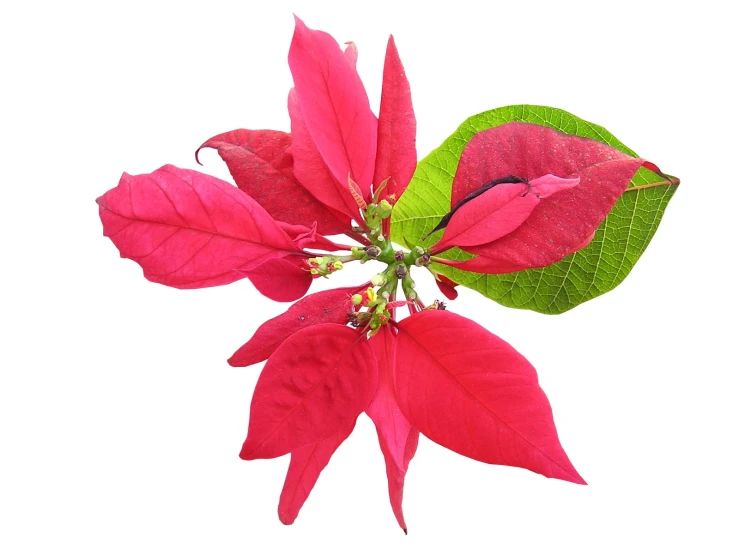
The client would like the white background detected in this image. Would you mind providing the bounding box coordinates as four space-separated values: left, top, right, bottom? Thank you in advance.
2 1 737 552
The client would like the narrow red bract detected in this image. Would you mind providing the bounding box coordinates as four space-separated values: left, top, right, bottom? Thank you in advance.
377 422 419 533
287 88 362 222
196 129 350 235
367 327 419 531
395 311 585 484
279 420 356 525
374 36 417 203
288 17 377 200
367 327 414 471
97 165 299 289
240 324 378 459
228 287 359 368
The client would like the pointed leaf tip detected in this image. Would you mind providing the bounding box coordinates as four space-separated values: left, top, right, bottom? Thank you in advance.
395 310 585 484
374 32 417 202
278 422 356 525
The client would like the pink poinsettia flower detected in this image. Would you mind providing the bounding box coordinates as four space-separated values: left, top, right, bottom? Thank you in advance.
97 17 670 532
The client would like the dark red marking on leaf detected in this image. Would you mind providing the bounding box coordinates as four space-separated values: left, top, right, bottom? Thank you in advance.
395 310 585 484
424 175 530 240
196 129 350 236
97 165 300 289
228 286 363 367
279 420 356 525
288 17 377 202
432 181 536 252
432 174 580 253
374 35 417 204
240 324 378 459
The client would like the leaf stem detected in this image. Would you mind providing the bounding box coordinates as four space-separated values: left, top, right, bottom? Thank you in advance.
625 178 680 192
345 229 372 246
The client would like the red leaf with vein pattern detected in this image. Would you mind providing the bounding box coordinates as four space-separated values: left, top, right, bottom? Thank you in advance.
373 36 417 203
395 310 585 484
288 16 377 201
97 165 299 289
228 287 360 367
278 420 356 525
240 324 378 459
196 129 350 235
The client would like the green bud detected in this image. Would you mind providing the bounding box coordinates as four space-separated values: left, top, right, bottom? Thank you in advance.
377 199 393 218
351 294 363 305
371 273 387 287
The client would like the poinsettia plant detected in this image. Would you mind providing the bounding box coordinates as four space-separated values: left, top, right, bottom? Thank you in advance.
97 17 678 532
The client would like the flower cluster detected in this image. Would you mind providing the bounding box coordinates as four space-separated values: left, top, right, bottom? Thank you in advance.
97 17 669 531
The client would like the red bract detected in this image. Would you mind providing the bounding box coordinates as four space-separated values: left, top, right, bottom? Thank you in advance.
196 130 350 236
367 326 419 532
97 165 301 289
279 421 357 525
395 311 585 484
96 16 676 532
374 36 417 204
241 257 312 303
240 324 378 459
431 123 658 274
289 17 378 202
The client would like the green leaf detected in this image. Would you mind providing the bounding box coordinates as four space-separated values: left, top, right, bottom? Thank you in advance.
391 105 678 314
